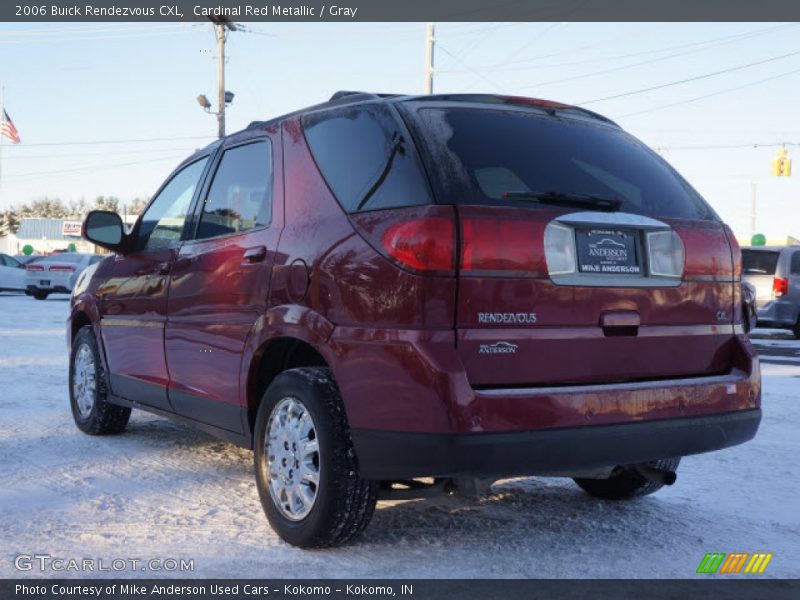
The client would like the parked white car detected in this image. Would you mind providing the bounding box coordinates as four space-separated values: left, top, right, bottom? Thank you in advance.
25 253 104 300
0 253 27 292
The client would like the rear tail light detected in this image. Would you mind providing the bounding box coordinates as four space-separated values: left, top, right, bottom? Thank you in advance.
462 218 543 274
647 230 685 277
543 222 576 275
350 206 456 275
48 265 75 272
26 264 44 271
381 218 454 272
773 277 789 298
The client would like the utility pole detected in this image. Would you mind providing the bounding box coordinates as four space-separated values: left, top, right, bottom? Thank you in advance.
424 23 435 95
215 22 226 138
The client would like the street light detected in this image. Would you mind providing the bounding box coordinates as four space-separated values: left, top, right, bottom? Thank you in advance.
196 91 234 114
196 94 211 110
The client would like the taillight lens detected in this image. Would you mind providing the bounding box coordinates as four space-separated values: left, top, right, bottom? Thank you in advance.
647 230 685 278
773 277 789 297
461 219 541 274
48 265 76 272
26 264 44 271
381 218 454 272
544 222 576 275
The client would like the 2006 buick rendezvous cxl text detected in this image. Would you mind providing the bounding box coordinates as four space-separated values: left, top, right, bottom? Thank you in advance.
68 92 761 547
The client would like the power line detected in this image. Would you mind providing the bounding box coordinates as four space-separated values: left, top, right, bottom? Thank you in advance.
658 142 799 151
6 135 215 149
437 43 504 92
3 146 200 161
617 66 800 118
579 48 800 105
457 23 796 75
507 24 800 92
5 155 186 182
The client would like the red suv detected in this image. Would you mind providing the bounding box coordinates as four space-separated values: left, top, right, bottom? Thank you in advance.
70 92 760 548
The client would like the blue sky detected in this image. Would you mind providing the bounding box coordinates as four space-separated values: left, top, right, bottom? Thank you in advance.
0 21 798 240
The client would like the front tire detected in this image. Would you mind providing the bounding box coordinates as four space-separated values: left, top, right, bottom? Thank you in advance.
253 367 377 548
573 457 681 500
69 326 131 435
33 291 49 300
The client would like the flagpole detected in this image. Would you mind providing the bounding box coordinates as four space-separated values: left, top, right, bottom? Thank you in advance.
0 84 4 199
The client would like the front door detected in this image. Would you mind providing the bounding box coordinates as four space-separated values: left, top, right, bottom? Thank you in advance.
99 156 210 410
165 134 282 432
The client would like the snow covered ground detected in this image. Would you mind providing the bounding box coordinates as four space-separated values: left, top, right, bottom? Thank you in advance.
0 293 797 579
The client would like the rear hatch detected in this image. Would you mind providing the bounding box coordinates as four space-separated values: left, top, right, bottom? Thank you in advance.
742 248 780 308
400 99 737 387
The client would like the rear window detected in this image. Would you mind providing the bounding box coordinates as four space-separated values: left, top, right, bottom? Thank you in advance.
303 104 431 213
404 105 714 220
742 250 779 275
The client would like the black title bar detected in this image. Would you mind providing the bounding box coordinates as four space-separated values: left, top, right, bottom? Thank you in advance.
5 0 800 22
3 579 800 600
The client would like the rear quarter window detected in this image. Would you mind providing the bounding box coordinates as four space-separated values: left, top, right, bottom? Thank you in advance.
791 250 800 275
303 104 431 213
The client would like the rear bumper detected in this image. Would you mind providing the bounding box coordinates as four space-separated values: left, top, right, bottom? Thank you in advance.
26 284 71 294
756 299 798 328
352 408 762 480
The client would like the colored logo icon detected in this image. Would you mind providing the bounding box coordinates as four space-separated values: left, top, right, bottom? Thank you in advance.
697 553 773 574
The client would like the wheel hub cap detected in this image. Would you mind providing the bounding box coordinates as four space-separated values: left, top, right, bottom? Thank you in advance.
265 396 320 521
73 344 96 418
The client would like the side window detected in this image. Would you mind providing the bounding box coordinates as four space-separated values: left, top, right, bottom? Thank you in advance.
6 255 21 268
136 157 209 251
303 104 431 212
791 251 800 275
196 141 272 240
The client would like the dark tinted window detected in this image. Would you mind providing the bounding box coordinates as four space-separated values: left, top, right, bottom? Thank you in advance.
406 106 714 220
303 104 431 212
742 250 780 275
196 141 272 240
791 250 800 275
138 157 208 250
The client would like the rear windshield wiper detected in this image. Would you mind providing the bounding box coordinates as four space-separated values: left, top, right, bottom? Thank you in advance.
501 191 623 211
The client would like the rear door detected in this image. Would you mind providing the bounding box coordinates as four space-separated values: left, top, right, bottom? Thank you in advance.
164 133 281 433
403 101 736 387
742 249 781 308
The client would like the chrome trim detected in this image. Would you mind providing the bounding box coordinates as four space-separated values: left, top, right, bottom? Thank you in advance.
555 211 670 230
477 369 748 397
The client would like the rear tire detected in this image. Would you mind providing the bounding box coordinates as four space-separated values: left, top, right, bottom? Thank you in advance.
793 316 800 339
69 326 131 435
253 367 377 548
574 457 680 500
33 291 49 300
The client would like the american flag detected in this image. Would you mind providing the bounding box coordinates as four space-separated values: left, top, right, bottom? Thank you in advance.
1 109 21 144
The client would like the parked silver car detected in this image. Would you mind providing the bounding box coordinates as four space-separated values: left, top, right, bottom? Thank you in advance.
0 253 27 292
741 245 800 338
24 253 104 300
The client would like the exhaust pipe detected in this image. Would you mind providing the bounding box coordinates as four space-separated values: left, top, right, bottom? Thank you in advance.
633 463 677 486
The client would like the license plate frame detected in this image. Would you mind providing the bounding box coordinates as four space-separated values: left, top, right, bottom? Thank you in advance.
575 228 642 275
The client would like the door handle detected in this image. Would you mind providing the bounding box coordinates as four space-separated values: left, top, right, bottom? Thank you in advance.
242 246 267 264
156 261 171 275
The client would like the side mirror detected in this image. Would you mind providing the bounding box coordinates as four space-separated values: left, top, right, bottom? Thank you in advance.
83 210 127 253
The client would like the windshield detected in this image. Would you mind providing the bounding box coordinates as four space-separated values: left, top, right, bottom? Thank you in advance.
742 250 779 275
404 105 715 220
